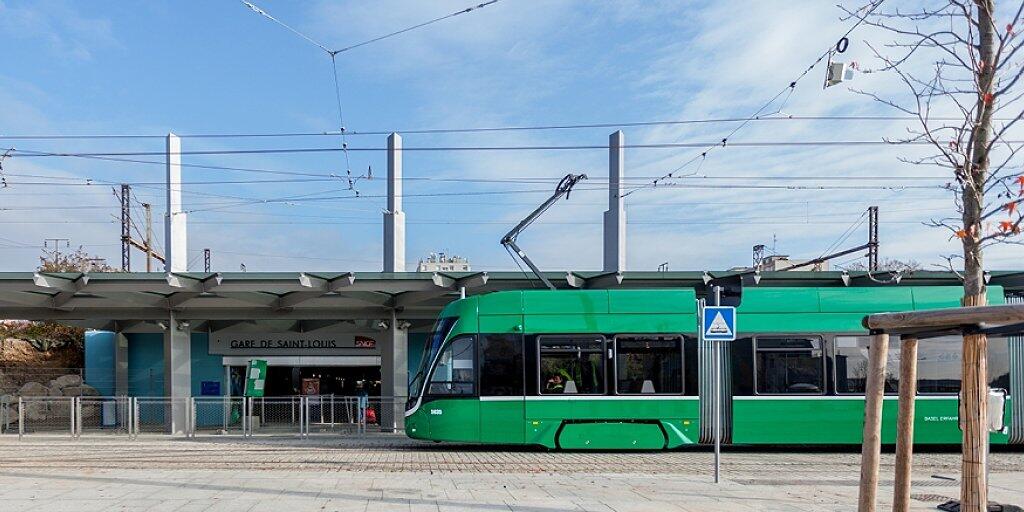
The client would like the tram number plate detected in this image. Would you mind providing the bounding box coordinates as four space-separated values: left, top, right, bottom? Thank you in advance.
430 409 443 415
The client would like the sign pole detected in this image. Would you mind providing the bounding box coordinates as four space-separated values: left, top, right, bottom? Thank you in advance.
713 285 722 484
702 289 735 485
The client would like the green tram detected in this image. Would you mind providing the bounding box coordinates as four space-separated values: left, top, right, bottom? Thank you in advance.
404 286 1022 449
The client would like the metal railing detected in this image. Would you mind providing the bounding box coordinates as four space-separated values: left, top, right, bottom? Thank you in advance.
0 394 407 439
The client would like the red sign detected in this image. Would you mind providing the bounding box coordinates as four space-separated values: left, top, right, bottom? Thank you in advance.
354 336 376 348
301 378 320 396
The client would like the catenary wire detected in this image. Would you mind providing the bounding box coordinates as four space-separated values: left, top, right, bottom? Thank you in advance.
622 0 887 198
7 114 1020 140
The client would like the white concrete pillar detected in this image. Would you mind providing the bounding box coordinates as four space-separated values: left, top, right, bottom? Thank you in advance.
603 130 626 272
380 311 408 432
114 332 129 396
383 133 406 273
165 133 188 273
163 311 191 434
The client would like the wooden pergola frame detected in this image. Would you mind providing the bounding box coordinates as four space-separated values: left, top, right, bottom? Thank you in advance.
856 303 1024 512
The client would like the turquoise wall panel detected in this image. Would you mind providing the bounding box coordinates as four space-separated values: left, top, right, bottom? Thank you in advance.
128 333 164 396
190 333 224 396
84 331 115 395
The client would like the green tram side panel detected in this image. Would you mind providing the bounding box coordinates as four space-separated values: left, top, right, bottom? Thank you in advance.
732 397 1012 445
523 398 700 449
732 285 1007 446
422 398 480 442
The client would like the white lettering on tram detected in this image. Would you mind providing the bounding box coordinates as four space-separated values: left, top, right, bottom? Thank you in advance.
923 415 958 422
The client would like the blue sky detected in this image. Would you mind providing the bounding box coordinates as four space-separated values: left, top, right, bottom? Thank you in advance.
0 0 1019 272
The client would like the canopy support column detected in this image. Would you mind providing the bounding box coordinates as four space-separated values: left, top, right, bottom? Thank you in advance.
380 310 408 432
114 331 129 396
163 311 191 434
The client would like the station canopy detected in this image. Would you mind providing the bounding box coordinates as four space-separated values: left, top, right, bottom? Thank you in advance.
0 270 1022 333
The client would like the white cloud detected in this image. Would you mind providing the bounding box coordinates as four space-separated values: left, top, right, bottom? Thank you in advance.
0 0 117 61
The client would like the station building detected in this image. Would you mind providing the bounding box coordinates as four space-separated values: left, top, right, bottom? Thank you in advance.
3 270 1024 434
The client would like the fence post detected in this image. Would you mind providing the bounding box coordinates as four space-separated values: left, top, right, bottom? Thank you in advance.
70 397 76 439
76 397 83 439
858 332 890 512
188 397 196 438
18 397 24 439
125 396 132 436
133 397 140 439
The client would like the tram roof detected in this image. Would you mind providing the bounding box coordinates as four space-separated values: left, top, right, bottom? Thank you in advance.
0 270 1022 333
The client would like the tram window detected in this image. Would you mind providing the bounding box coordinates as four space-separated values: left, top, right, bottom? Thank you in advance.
427 336 476 396
614 335 683 394
989 337 1010 390
917 336 960 394
917 335 1011 394
834 336 900 394
538 336 605 395
479 333 523 396
755 337 825 395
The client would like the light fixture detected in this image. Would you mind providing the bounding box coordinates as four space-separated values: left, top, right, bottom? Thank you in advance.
841 270 851 287
984 271 992 284
702 271 713 285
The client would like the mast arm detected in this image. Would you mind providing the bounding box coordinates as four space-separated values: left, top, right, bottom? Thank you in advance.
501 173 587 290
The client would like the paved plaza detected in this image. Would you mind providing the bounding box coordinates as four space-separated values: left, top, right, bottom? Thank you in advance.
0 435 1020 511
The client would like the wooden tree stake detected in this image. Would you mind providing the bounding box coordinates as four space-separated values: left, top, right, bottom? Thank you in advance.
858 332 890 512
893 337 918 512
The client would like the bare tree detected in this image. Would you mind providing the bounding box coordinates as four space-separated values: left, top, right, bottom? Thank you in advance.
38 246 115 273
842 257 922 273
844 1 1024 509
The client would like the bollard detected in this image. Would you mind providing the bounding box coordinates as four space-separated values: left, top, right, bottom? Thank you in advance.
18 397 24 439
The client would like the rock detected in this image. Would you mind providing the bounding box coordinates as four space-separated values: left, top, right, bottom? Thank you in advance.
23 401 47 421
50 374 82 390
48 401 72 418
80 404 100 420
61 385 100 397
17 382 48 397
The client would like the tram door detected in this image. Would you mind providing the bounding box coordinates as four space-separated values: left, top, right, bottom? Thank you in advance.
425 335 480 441
478 332 526 444
698 334 733 443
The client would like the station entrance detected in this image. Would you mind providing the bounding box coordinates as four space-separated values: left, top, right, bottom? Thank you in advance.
228 365 382 397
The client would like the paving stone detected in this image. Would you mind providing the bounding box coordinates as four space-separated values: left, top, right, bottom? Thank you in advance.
0 436 1020 511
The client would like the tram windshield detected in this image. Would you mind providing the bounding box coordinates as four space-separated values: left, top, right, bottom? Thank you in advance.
408 316 457 408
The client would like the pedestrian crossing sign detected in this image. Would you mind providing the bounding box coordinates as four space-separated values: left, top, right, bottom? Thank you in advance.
703 306 736 341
